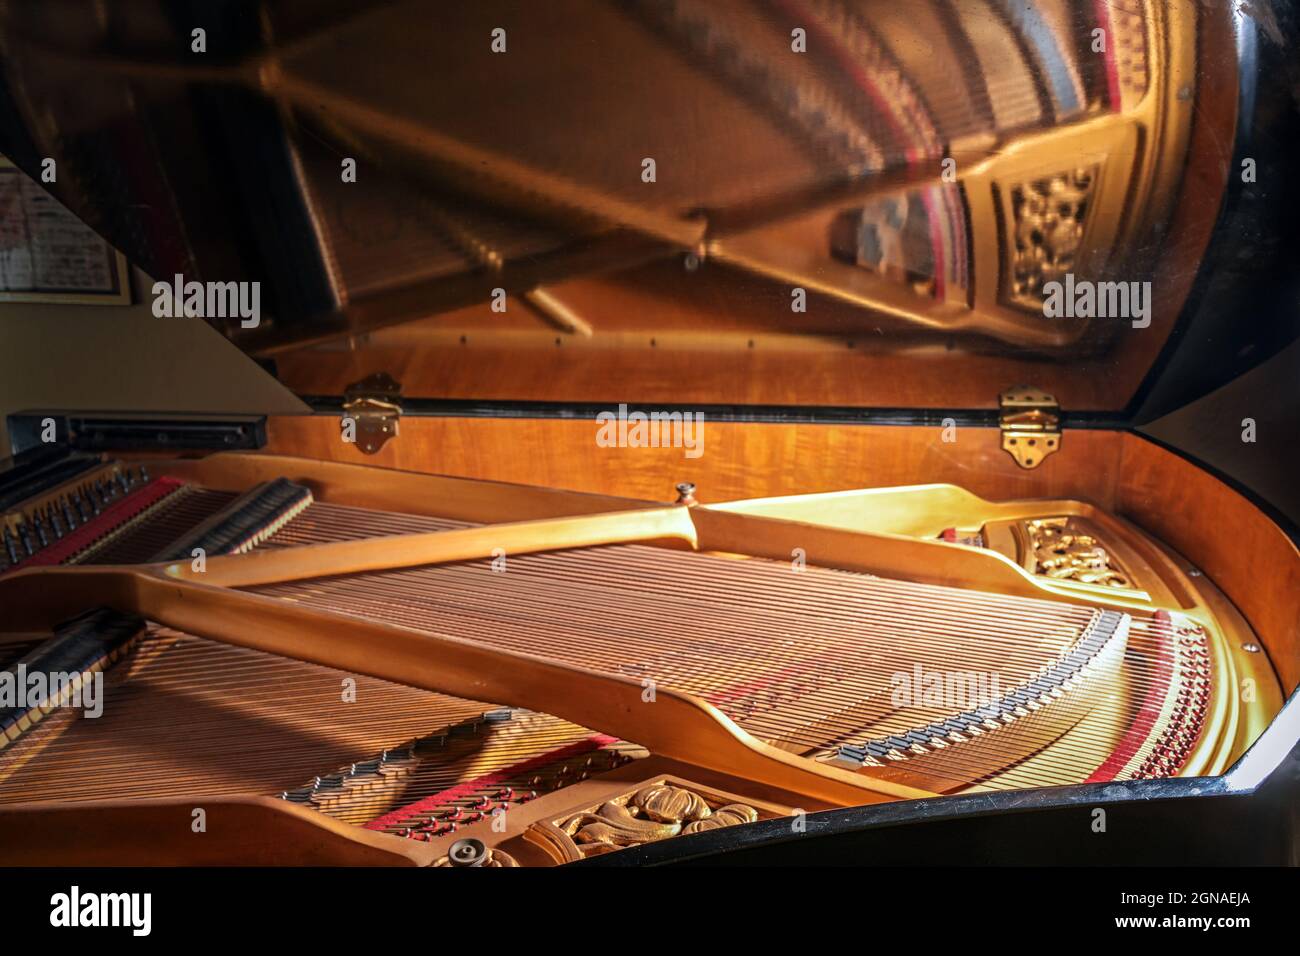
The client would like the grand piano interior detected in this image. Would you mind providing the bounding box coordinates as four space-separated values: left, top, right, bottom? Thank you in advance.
0 0 1296 866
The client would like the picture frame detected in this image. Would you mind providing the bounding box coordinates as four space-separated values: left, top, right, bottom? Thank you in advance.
0 157 131 305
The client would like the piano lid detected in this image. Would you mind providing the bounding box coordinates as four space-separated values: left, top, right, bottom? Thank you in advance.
0 0 1293 414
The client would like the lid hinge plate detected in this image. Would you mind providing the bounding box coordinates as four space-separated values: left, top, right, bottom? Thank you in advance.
999 386 1060 469
342 373 402 455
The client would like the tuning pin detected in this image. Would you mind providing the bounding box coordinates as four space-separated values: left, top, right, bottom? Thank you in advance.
138 465 149 483
60 497 78 531
115 471 130 495
2 527 20 566
15 523 34 556
81 488 100 517
31 514 49 548
48 506 65 538
72 492 90 523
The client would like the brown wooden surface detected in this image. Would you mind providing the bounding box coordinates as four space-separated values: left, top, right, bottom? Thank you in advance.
1115 434 1300 693
259 415 1126 508
0 795 435 866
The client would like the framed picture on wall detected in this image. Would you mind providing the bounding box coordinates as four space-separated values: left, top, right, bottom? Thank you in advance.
0 157 131 305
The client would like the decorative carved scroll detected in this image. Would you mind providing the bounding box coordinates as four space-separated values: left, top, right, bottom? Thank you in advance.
1024 517 1130 589
1006 167 1099 311
557 783 758 857
527 778 784 862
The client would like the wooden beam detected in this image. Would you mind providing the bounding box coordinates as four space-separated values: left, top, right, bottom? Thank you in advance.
0 795 435 866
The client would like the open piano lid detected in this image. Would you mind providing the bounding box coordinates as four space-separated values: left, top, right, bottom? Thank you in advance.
0 0 1295 416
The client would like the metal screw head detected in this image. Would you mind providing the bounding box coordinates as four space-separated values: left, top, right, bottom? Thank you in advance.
684 243 707 271
674 482 698 506
447 837 489 867
1241 642 1261 654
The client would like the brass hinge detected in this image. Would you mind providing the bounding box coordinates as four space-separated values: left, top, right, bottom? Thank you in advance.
999 386 1060 469
342 372 402 455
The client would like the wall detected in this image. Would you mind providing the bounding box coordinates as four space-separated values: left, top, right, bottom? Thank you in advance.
0 268 308 456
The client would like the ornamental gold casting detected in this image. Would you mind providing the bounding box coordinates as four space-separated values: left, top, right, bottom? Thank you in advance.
554 783 761 858
1026 517 1131 589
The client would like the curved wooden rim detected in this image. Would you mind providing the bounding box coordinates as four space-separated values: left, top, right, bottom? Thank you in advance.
0 794 435 867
